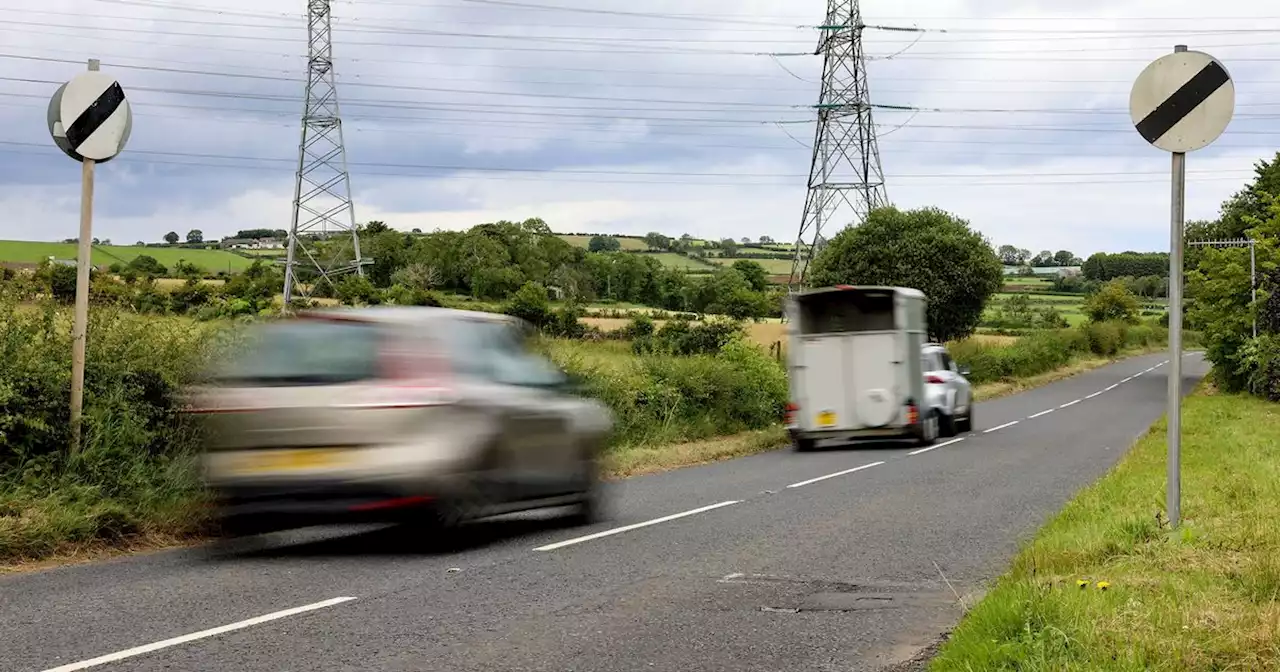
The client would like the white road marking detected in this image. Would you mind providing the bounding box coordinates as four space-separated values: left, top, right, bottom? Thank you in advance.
1105 384 1119 391
1027 408 1055 419
1085 390 1105 399
786 461 886 489
1060 399 1082 409
908 437 965 456
984 420 1019 434
533 500 741 551
38 597 358 672
1122 376 1134 383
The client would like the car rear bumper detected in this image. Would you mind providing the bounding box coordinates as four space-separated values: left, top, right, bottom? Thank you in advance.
211 482 440 536
788 424 923 444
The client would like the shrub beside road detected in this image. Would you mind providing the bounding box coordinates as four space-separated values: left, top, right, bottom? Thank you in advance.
932 390 1280 671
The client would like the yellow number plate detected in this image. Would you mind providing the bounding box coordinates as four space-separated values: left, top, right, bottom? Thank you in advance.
816 411 837 428
231 448 348 475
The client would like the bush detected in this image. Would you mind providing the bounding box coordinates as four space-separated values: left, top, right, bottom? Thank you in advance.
504 281 551 327
633 317 746 356
546 338 787 447
1084 279 1141 323
385 284 442 307
951 323 1168 385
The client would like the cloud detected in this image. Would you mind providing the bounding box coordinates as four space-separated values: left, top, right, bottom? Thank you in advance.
0 0 1276 256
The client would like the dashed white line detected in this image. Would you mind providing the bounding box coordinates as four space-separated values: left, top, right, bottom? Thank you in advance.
1105 384 1119 391
1027 408 1055 419
1122 376 1134 383
1060 399 1082 408
984 420 1019 434
786 461 886 489
1085 391 1105 399
533 500 741 551
38 597 358 672
908 437 965 456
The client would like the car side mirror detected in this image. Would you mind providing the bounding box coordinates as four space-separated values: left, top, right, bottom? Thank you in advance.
958 366 971 376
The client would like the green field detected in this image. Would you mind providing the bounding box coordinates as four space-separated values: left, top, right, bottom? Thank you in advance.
557 234 650 251
708 256 794 275
649 253 717 271
0 240 253 273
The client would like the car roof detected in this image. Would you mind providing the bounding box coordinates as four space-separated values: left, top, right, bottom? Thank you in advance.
299 305 517 327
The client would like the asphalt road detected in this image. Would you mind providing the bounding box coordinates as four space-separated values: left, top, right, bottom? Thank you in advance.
2 351 1208 672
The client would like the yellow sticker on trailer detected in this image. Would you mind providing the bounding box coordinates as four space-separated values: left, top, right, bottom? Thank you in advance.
816 410 837 428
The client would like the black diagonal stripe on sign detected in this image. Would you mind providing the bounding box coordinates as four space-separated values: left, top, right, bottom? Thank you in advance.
65 81 125 150
1135 60 1230 144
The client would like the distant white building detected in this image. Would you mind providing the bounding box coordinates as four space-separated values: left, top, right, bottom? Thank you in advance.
222 237 285 250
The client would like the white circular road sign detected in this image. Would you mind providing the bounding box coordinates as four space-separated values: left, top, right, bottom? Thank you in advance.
47 71 132 163
1130 50 1234 153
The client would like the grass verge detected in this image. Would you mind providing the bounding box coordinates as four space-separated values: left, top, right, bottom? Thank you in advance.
930 389 1280 671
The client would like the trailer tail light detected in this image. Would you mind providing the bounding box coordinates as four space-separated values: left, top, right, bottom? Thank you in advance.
784 402 798 424
906 404 919 426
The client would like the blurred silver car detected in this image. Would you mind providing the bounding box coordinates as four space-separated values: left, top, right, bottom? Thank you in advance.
183 306 614 540
921 342 974 437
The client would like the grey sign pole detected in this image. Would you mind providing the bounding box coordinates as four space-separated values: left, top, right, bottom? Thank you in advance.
1129 43 1234 528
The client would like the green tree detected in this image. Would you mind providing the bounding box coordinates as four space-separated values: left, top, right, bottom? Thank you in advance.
186 229 203 244
731 259 769 292
1083 279 1141 323
719 238 740 258
808 206 1003 342
643 232 670 251
163 231 179 245
1053 250 1075 266
48 263 78 302
588 235 620 253
363 220 391 235
505 281 552 327
127 255 168 277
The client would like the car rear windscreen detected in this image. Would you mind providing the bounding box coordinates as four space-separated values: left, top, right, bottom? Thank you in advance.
797 290 896 334
213 319 382 386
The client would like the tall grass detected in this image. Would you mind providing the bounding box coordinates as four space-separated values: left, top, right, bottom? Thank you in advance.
543 338 788 448
951 321 1173 386
931 392 1280 671
0 296 237 560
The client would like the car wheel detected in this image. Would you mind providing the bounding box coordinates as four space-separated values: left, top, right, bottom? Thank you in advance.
564 452 605 526
916 412 939 447
940 412 958 438
957 405 974 433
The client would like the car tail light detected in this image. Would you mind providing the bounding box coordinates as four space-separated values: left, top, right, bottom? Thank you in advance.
925 374 945 384
784 402 798 424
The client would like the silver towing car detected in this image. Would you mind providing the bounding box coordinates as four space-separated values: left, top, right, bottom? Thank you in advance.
183 307 614 540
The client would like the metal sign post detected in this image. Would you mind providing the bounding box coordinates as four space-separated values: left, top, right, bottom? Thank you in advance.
1129 45 1235 527
47 60 132 453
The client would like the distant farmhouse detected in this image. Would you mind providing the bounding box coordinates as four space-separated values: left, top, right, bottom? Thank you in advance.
220 237 285 250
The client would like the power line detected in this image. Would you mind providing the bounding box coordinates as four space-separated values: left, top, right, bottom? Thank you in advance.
0 142 1259 187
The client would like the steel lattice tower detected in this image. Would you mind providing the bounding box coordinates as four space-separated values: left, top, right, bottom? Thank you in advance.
788 0 887 291
283 0 365 304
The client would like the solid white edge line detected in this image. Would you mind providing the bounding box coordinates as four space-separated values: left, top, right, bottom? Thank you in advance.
983 420 1019 434
533 500 741 552
908 437 965 456
1027 409 1055 419
39 597 358 672
1060 399 1082 408
786 461 886 489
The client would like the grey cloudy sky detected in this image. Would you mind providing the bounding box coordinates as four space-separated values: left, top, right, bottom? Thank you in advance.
1 0 1278 255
